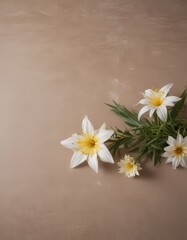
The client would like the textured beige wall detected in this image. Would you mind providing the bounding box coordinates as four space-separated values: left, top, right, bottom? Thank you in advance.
0 0 187 239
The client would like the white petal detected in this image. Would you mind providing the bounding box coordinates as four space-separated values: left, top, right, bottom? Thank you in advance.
98 144 114 163
164 96 181 105
176 133 183 144
156 106 167 122
94 123 106 135
167 136 175 145
87 154 98 173
164 146 174 152
100 123 106 130
138 99 149 105
183 147 187 155
160 83 173 97
180 159 187 168
138 106 151 120
165 157 173 163
82 116 94 135
70 151 87 168
96 129 114 143
60 134 79 150
149 108 156 118
184 136 187 144
144 89 154 97
172 159 180 169
162 152 169 158
162 100 174 107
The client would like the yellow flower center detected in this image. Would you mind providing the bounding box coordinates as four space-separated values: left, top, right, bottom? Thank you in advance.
77 135 99 155
151 96 163 107
174 146 184 156
124 162 135 171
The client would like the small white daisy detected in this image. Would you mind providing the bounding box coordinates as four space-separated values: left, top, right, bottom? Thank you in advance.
118 155 142 178
162 133 187 169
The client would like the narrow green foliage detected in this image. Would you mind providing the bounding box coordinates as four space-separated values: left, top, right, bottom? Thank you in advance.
106 102 141 127
107 89 187 165
170 88 187 119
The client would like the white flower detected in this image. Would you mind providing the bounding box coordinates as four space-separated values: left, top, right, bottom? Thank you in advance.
162 133 187 169
138 83 181 122
60 116 114 173
117 155 141 178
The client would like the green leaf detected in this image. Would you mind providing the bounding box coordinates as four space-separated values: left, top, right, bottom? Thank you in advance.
170 88 187 119
106 101 141 127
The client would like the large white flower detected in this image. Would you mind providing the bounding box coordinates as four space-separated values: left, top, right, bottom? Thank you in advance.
162 133 187 169
60 116 114 173
138 83 181 122
117 155 141 178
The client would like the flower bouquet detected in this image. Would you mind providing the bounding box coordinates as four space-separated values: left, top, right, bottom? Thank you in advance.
61 84 187 178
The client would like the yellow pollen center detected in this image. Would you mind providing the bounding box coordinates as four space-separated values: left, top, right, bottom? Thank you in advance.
89 139 96 147
77 135 99 155
151 97 163 107
174 147 183 156
124 162 134 171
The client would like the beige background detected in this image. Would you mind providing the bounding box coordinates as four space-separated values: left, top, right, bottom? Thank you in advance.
0 0 187 239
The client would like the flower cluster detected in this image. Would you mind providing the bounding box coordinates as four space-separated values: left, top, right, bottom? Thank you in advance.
61 84 187 178
108 83 187 177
